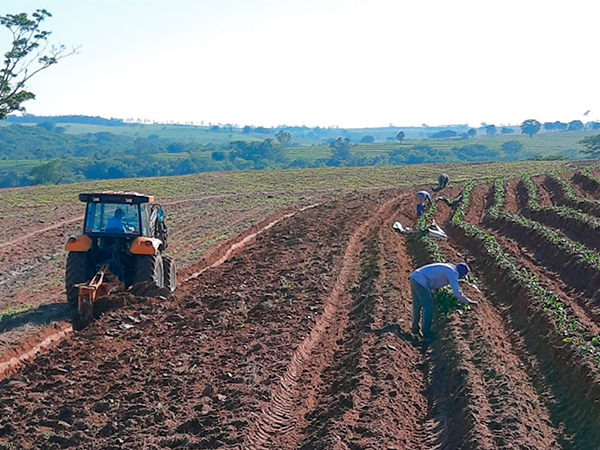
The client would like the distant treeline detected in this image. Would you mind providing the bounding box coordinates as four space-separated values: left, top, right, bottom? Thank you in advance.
0 124 201 160
7 114 125 126
0 123 580 188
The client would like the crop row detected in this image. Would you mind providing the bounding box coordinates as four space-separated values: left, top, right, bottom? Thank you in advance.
489 199 600 288
576 166 600 193
543 174 600 217
520 174 600 252
487 179 600 302
408 190 494 449
451 177 600 445
413 201 465 315
452 179 600 363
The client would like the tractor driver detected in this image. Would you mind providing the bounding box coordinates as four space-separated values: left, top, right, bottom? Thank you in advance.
106 208 126 232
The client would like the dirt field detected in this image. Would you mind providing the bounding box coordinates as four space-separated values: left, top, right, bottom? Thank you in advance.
1 169 600 449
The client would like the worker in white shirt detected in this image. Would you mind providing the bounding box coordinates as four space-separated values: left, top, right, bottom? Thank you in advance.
416 190 432 217
410 262 477 338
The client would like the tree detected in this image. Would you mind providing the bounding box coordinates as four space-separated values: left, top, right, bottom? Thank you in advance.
502 140 523 158
329 137 352 161
429 130 457 139
211 151 225 161
579 134 600 159
485 125 497 136
520 119 541 138
360 135 375 143
275 130 291 147
543 122 555 131
466 128 477 139
567 120 584 132
554 121 568 131
396 131 405 141
0 10 77 119
501 127 514 134
587 121 600 130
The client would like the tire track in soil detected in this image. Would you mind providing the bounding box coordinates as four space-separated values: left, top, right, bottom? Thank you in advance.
245 197 406 450
293 198 426 450
433 186 564 449
0 216 83 250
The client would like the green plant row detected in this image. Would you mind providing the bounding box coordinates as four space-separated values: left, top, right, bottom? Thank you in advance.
522 174 600 232
496 210 600 267
487 179 505 217
580 166 600 183
415 200 444 264
413 199 465 316
488 175 600 276
453 179 600 365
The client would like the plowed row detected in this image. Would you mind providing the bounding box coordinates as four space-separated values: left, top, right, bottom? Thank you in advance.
2 171 600 449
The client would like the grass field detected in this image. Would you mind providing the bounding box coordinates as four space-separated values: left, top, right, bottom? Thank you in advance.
0 160 577 209
61 122 264 144
287 130 594 161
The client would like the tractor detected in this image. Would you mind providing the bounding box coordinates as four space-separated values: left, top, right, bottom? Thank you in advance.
65 191 176 321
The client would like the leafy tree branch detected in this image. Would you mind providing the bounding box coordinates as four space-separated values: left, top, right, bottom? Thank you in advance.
0 9 78 119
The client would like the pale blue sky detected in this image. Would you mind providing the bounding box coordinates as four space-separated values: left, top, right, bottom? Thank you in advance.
1 0 599 128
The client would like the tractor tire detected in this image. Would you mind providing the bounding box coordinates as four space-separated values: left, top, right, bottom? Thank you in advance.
65 252 92 305
163 255 177 293
132 254 164 296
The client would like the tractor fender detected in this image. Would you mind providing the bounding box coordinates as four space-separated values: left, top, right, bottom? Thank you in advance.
65 234 92 252
130 237 162 255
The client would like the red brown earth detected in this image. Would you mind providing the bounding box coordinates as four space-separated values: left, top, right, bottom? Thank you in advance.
1 175 600 449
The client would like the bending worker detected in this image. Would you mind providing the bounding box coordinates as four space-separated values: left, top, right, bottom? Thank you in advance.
437 173 450 191
416 190 432 217
410 262 477 338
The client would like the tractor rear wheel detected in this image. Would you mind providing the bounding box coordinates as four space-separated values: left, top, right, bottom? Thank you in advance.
163 256 176 293
65 252 92 305
132 254 164 296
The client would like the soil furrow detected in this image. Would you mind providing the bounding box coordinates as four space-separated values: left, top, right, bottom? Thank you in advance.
545 174 600 218
518 180 600 254
245 199 382 449
433 195 561 450
449 182 600 449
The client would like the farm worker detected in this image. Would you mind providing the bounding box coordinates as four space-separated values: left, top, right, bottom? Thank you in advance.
106 208 126 232
410 262 476 338
415 190 432 217
437 173 449 190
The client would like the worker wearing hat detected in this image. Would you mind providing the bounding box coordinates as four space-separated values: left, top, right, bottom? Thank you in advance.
409 262 476 339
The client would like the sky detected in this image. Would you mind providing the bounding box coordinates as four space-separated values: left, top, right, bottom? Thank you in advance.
1 0 599 128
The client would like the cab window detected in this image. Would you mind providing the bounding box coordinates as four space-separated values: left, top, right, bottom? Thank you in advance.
85 203 140 234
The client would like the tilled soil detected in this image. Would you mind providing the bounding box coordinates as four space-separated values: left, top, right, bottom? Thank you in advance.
0 193 329 376
2 177 600 449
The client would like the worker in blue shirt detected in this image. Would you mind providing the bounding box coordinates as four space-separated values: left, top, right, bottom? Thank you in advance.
410 262 477 338
106 208 126 232
416 190 432 217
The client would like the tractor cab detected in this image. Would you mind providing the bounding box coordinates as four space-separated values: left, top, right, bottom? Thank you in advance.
79 192 167 244
65 191 175 320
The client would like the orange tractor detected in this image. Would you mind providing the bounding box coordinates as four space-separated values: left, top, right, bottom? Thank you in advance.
65 191 176 321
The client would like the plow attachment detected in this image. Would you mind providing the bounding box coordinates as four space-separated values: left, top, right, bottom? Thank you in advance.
76 264 124 324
